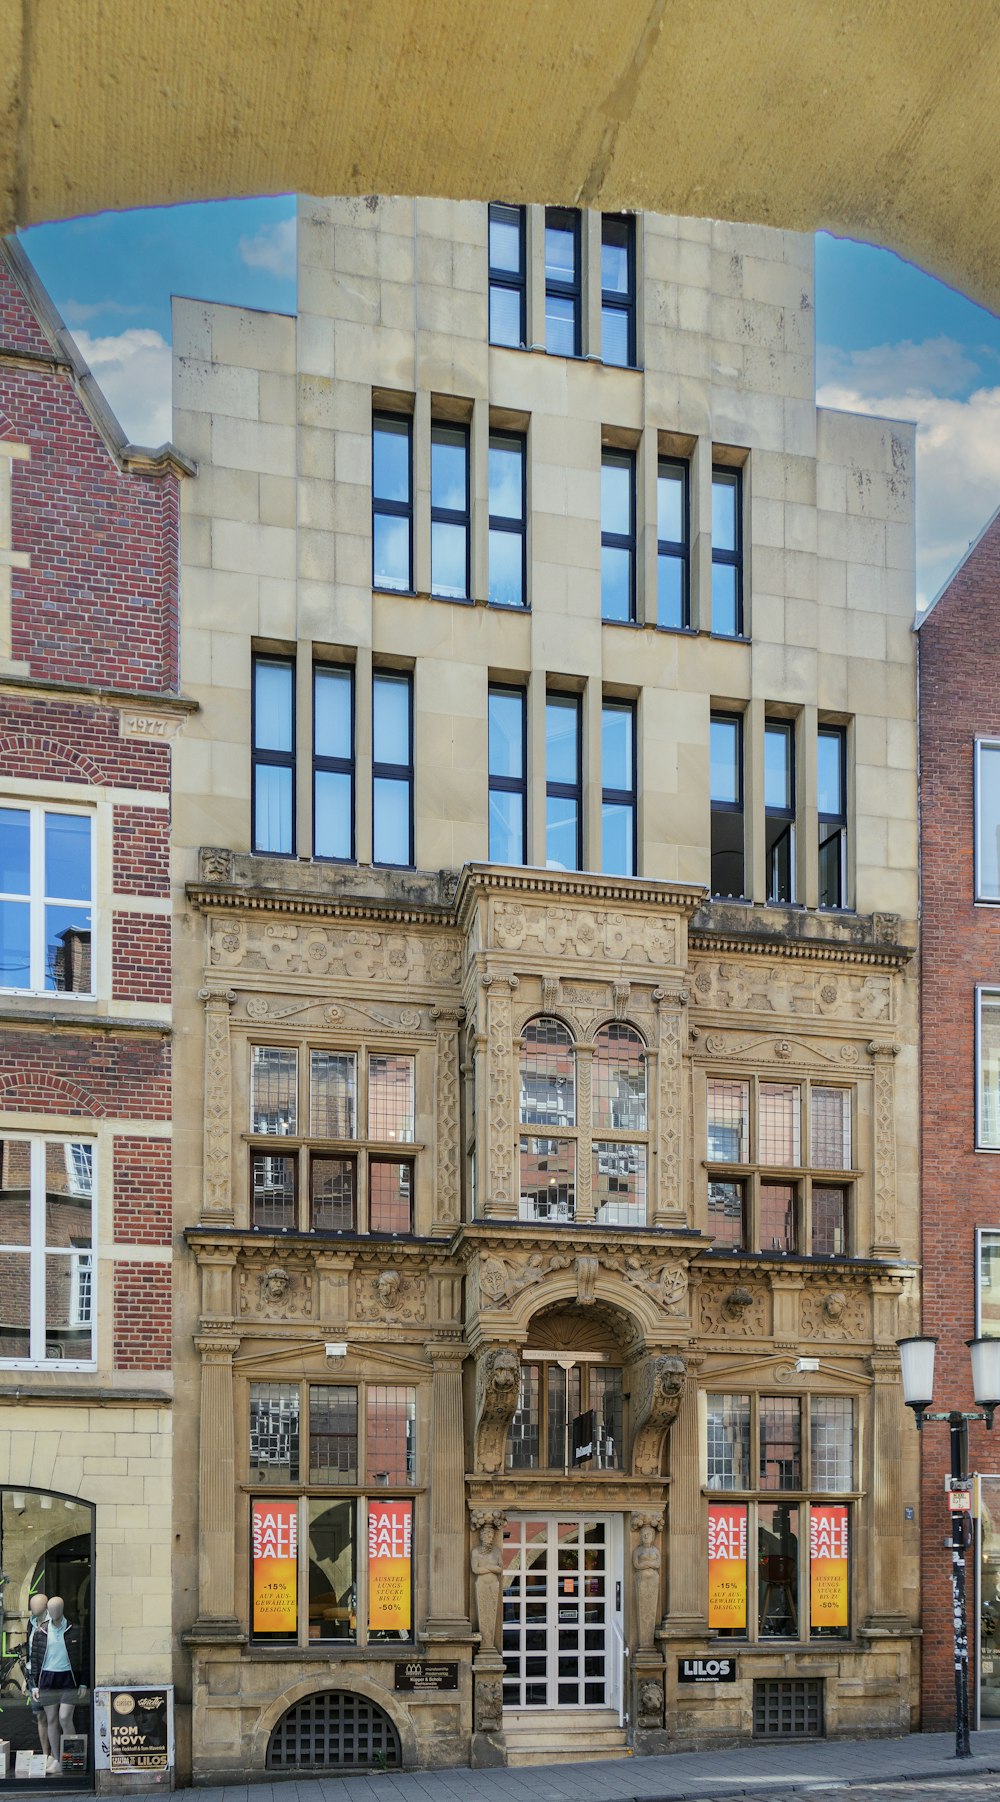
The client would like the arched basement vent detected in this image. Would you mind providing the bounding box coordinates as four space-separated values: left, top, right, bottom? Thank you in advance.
266 1689 402 1771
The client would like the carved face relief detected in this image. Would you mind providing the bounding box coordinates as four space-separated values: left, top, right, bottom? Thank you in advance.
376 1270 401 1308
261 1266 290 1304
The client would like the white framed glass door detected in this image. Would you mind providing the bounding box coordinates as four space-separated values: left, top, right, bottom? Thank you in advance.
501 1514 623 1711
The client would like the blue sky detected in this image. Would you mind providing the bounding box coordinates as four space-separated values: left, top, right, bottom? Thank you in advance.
20 199 1000 610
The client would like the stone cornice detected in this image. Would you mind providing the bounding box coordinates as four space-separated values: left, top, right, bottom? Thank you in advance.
0 1005 171 1037
0 672 198 714
186 882 456 927
456 863 706 929
690 928 911 969
184 1227 457 1266
453 1220 706 1261
694 1250 916 1278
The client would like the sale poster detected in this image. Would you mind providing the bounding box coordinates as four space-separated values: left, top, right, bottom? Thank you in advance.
368 1500 413 1633
707 1503 747 1630
252 1499 298 1635
810 1505 849 1629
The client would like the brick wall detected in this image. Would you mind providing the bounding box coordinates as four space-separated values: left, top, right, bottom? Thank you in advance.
1 247 181 1381
918 514 1000 1726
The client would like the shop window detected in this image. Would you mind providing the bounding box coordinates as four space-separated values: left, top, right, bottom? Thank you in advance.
247 1046 416 1233
0 1137 95 1367
518 1018 649 1225
0 804 93 993
507 1358 623 1471
249 1380 417 1648
706 1393 853 1643
267 1690 401 1772
0 1488 94 1779
705 1074 854 1256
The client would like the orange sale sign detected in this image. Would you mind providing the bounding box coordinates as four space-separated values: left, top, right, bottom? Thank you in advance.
368 1500 413 1634
707 1503 747 1630
810 1505 849 1629
252 1500 298 1635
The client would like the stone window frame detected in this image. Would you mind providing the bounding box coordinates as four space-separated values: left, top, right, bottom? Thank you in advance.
246 1041 420 1236
0 1129 97 1370
702 1388 857 1645
517 1013 650 1226
704 1070 856 1256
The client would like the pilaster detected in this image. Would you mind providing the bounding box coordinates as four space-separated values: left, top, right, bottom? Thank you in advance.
661 1355 706 1634
652 983 688 1225
188 1333 244 1641
198 987 237 1223
424 1343 472 1636
868 1040 901 1258
864 1350 910 1633
431 1005 465 1231
481 972 518 1218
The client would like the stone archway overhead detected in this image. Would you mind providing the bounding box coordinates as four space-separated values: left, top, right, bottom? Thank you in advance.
6 5 1000 310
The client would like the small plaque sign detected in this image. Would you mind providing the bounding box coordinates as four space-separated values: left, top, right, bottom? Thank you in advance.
394 1660 459 1693
677 1656 736 1684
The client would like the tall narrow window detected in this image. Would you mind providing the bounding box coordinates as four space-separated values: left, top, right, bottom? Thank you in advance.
372 413 412 592
372 672 413 867
976 739 1000 901
545 694 582 871
488 432 526 608
0 805 92 993
818 726 847 908
253 655 295 855
710 713 744 897
657 460 689 630
978 989 1000 1150
488 686 527 864
488 203 526 348
544 208 581 357
601 450 636 623
765 719 795 903
602 699 636 877
712 467 743 637
601 215 636 367
314 665 354 862
431 422 470 599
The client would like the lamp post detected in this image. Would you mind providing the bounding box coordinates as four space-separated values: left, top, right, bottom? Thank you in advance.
897 1334 1000 1758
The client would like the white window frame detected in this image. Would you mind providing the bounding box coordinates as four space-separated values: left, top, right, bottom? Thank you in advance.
0 801 95 996
976 987 1000 1152
0 1133 97 1368
976 1227 1000 1336
976 740 1000 904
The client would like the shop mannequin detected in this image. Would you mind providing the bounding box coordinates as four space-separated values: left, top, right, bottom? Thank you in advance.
30 1597 82 1774
25 1596 50 1758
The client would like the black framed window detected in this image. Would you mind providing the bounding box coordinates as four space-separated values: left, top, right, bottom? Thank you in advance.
818 726 847 908
657 459 689 629
601 215 636 367
710 712 744 897
545 694 582 871
712 466 744 637
253 654 295 855
372 672 413 867
430 422 470 600
765 719 795 904
488 431 526 608
313 665 354 862
602 699 636 877
488 203 526 348
372 413 412 592
489 686 527 865
544 208 581 357
601 449 635 623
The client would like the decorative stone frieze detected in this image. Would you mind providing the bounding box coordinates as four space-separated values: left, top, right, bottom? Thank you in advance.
690 960 894 1022
698 1276 769 1338
209 916 462 987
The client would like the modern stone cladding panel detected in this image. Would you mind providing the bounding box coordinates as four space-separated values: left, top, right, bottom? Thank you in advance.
917 515 1000 1727
0 258 180 693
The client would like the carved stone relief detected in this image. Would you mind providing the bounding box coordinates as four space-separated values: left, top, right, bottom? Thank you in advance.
691 1028 869 1068
800 1285 870 1342
355 1269 427 1322
698 1278 768 1338
869 1041 900 1248
631 1354 686 1478
654 987 686 1213
484 975 516 1209
691 961 893 1023
238 1262 315 1319
210 918 462 988
474 1346 522 1475
492 902 678 968
199 987 236 1218
472 1247 687 1319
237 993 427 1033
432 1006 464 1223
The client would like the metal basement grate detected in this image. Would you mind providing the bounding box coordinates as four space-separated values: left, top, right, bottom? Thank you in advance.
753 1677 824 1740
267 1690 402 1770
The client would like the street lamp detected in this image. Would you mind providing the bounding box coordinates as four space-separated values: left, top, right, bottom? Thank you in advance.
897 1334 1000 1758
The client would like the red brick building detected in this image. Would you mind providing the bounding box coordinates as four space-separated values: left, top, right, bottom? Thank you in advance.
918 512 1000 1732
0 238 192 1784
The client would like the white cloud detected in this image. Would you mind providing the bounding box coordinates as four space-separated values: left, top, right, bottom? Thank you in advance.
70 327 172 447
817 338 1000 609
238 217 296 279
61 298 143 326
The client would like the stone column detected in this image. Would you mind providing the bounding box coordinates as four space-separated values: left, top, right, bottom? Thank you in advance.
652 983 688 1226
864 1351 910 1632
198 987 237 1223
431 1006 465 1232
661 1355 706 1634
190 1334 244 1639
868 1040 901 1259
481 973 518 1219
425 1343 471 1636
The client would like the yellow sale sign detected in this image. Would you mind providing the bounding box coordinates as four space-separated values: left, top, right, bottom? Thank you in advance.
252 1500 298 1635
810 1505 849 1629
368 1500 413 1634
708 1503 747 1630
